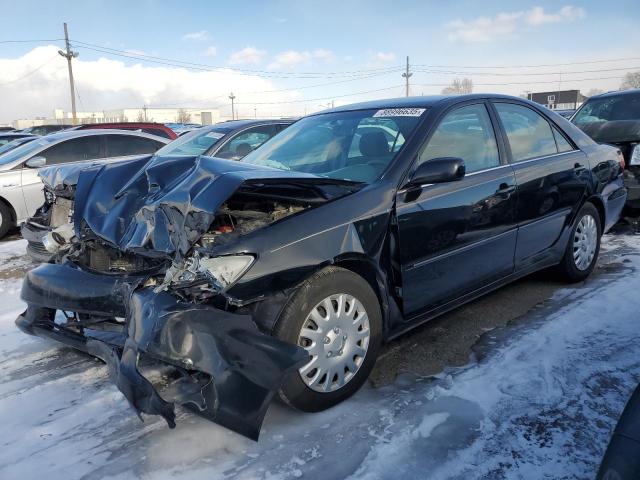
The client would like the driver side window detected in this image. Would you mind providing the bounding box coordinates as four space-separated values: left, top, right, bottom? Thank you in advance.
418 104 500 174
216 125 277 159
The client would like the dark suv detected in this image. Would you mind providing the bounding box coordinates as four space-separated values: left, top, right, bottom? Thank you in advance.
571 89 640 208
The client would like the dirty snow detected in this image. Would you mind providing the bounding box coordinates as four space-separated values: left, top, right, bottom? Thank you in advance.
0 232 639 479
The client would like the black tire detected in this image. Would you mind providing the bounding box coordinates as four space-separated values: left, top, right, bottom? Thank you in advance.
558 202 601 282
273 266 382 412
0 201 13 239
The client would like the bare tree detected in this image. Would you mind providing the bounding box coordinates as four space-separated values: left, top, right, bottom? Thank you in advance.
620 71 640 90
585 88 604 97
176 109 192 123
135 110 145 122
441 78 473 95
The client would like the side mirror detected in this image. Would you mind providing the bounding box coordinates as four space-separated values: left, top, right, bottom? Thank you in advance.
25 156 46 168
408 157 465 186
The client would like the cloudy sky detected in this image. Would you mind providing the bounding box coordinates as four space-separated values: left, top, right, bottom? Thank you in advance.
0 0 639 123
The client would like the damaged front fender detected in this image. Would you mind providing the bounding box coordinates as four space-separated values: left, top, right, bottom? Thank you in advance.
16 263 308 440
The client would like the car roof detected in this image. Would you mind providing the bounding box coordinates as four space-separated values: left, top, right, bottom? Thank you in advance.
215 119 295 130
318 94 533 114
39 128 170 142
587 89 640 100
0 132 36 138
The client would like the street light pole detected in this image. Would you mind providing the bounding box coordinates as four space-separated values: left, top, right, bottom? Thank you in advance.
229 92 236 120
58 23 79 124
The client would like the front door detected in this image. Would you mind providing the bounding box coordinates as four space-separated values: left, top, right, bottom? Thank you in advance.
395 102 518 316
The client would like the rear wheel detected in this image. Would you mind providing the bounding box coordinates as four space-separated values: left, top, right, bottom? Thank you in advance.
274 266 382 412
0 201 13 239
558 202 601 282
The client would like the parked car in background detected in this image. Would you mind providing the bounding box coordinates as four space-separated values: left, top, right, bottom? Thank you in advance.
16 95 626 440
0 129 168 239
571 89 640 208
0 126 16 132
165 122 202 136
20 124 72 135
71 122 178 140
0 136 39 156
155 119 294 159
0 132 38 146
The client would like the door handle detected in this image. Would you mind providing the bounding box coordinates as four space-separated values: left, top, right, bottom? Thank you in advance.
574 162 587 173
496 183 516 198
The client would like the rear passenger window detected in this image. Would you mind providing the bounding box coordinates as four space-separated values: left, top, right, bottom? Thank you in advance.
418 103 500 173
106 136 163 157
495 103 558 162
40 137 103 165
552 127 574 153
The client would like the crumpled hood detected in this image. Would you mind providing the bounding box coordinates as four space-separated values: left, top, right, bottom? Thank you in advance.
39 154 154 192
73 155 331 259
577 120 640 144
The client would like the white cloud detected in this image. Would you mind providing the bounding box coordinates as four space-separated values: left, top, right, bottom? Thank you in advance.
447 12 523 43
228 46 266 65
373 52 396 63
182 30 209 41
267 49 335 70
203 46 217 57
447 5 586 43
0 46 301 123
526 5 586 26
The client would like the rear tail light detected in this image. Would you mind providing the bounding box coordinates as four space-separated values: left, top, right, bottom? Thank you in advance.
630 144 640 167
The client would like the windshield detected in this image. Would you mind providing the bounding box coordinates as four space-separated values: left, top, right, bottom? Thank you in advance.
573 93 640 124
155 125 232 156
0 137 36 156
0 136 56 166
240 108 425 183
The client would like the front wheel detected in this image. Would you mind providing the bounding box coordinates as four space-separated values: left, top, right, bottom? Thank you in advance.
0 202 13 239
274 266 382 412
558 202 601 282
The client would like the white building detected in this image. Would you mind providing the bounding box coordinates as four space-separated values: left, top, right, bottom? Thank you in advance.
13 107 221 129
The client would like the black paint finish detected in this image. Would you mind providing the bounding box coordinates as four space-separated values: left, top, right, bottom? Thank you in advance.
17 94 628 439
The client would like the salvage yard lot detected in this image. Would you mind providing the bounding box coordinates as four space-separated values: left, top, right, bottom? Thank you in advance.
1 227 639 479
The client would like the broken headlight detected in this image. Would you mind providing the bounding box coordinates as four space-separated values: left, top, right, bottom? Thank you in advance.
154 253 255 293
199 254 255 289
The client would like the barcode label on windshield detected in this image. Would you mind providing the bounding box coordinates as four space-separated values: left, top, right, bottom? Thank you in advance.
373 108 425 117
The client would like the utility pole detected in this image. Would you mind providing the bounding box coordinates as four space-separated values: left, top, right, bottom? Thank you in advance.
254 107 257 119
229 92 236 120
401 56 412 97
143 104 148 121
58 23 79 124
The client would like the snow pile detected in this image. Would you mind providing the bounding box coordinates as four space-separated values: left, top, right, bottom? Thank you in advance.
0 234 639 479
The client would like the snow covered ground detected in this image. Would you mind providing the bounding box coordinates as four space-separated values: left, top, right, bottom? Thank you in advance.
1 232 639 480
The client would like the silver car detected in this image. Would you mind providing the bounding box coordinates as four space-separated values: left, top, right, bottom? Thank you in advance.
0 129 169 238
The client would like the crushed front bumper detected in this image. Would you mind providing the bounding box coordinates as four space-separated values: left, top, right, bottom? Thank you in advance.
21 220 54 263
16 262 308 440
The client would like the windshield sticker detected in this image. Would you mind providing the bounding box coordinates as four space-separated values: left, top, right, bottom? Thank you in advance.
373 108 425 117
205 132 225 139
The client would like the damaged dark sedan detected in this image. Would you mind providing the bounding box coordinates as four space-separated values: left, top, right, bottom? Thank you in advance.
17 95 627 440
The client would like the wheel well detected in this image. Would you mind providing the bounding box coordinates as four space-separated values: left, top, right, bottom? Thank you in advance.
333 257 390 323
0 196 16 224
586 196 605 230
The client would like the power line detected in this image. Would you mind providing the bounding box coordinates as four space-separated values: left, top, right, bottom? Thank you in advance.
0 38 64 44
412 56 640 69
70 40 403 78
414 75 628 88
412 65 640 77
0 55 59 85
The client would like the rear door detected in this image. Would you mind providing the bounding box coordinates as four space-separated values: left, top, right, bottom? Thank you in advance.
395 102 518 316
21 135 105 215
491 102 588 269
